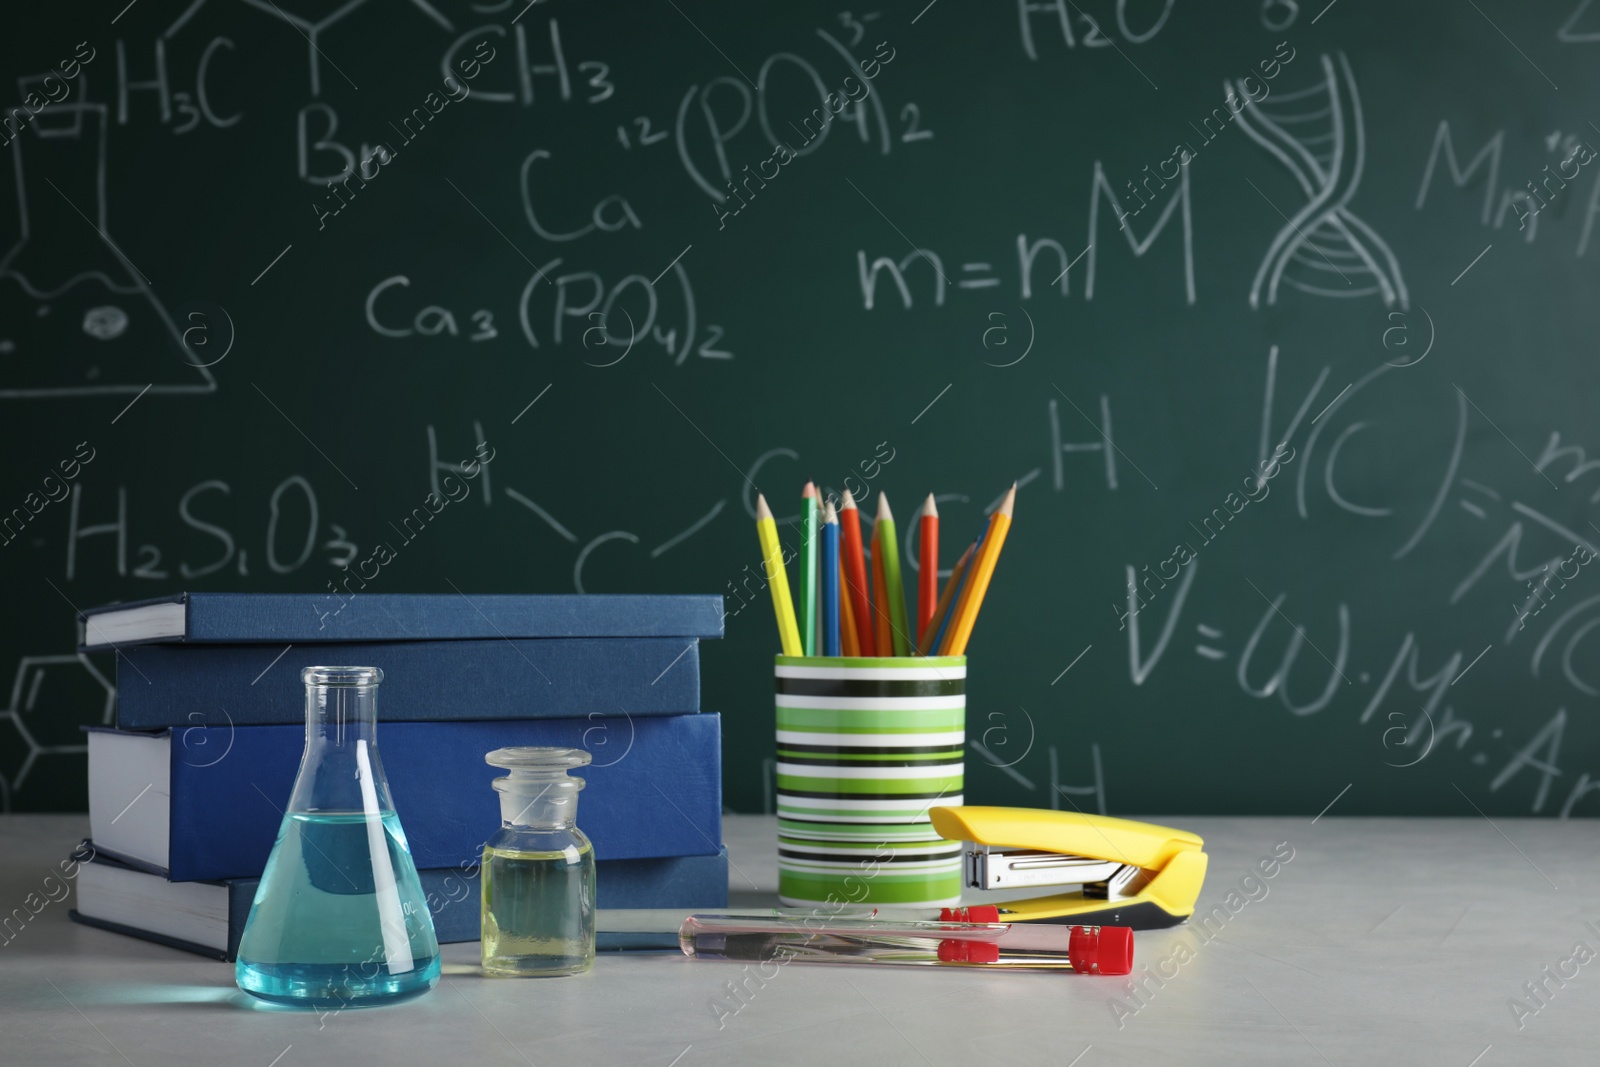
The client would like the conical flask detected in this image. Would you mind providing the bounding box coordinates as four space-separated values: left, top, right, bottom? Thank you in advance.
235 666 440 1007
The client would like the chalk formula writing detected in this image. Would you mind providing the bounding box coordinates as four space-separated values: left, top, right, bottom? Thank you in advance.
47 476 357 582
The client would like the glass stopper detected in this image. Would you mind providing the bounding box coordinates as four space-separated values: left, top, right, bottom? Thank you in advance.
485 746 591 784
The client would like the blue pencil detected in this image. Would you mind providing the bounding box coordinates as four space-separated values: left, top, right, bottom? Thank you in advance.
822 501 841 657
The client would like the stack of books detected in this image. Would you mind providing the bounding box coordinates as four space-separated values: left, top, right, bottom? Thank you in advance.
67 592 725 960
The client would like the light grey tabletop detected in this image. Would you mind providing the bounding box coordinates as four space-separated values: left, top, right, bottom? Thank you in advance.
1 813 1595 1066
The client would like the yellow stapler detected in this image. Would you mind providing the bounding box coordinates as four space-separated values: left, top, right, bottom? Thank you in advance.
929 806 1208 929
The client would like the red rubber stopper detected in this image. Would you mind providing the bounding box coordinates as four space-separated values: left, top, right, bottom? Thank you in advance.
1067 925 1135 976
937 906 1002 923
936 939 1001 964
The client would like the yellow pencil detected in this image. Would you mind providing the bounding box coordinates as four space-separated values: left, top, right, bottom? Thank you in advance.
940 484 1015 656
756 493 803 656
917 540 974 655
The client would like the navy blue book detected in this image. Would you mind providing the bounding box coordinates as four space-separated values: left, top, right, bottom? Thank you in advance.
86 714 722 881
113 638 702 729
79 592 725 649
70 846 728 961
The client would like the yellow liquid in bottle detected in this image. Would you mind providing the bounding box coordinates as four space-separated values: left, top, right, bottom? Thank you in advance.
481 843 595 977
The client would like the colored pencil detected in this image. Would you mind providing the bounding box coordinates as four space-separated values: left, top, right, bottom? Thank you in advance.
821 501 841 656
838 489 876 657
918 540 974 655
918 494 939 639
839 566 861 656
928 528 982 656
876 493 910 656
799 482 819 656
940 484 1016 656
870 530 893 657
756 494 803 657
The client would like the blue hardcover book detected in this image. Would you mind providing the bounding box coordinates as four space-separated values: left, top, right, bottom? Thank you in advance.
80 593 725 649
113 638 701 729
70 846 728 961
86 714 722 881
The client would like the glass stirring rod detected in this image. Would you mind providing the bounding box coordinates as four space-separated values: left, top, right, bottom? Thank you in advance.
678 915 1133 974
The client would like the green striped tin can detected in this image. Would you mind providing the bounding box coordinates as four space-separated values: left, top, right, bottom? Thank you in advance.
774 655 965 908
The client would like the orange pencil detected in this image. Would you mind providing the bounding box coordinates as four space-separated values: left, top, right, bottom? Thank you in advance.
918 540 974 654
940 484 1016 656
870 531 893 658
838 490 876 656
918 494 939 638
839 567 861 656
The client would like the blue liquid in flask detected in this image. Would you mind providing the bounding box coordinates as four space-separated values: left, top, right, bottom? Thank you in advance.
235 667 439 1007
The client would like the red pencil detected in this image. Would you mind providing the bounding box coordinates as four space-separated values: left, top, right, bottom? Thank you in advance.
870 529 892 658
839 489 876 657
918 494 939 639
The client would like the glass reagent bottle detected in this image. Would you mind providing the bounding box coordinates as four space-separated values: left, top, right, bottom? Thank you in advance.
481 746 596 977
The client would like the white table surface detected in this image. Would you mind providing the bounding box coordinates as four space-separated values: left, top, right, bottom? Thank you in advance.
1 812 1596 1066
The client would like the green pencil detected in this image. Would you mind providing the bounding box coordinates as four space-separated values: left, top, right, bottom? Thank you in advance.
875 491 910 656
800 481 819 656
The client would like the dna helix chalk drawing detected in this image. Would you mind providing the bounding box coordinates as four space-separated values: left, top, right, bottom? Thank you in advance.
1231 52 1409 310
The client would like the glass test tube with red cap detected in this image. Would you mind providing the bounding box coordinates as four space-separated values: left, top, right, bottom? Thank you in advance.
678 914 1134 975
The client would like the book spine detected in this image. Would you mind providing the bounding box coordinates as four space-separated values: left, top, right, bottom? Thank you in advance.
177 594 726 643
166 714 722 881
116 639 700 729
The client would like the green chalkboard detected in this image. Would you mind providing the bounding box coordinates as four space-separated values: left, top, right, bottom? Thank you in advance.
3 0 1598 818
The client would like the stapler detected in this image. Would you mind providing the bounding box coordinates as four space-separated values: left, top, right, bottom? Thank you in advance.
928 806 1208 930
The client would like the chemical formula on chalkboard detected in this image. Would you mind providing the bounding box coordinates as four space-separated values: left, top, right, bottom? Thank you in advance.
2 0 1598 818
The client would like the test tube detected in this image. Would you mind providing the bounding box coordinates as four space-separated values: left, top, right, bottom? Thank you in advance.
678 914 1132 974
690 906 1004 923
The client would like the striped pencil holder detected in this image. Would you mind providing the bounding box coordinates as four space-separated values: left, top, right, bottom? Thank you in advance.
774 655 965 908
